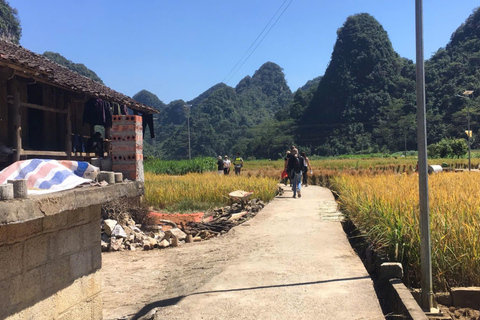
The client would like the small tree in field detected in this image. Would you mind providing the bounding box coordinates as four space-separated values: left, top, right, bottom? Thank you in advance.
450 138 468 158
427 138 467 158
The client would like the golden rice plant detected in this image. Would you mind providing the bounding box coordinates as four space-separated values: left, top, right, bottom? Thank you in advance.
331 172 480 290
144 171 279 212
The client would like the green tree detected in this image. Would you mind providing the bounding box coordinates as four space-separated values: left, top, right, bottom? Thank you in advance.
0 0 21 44
427 138 467 158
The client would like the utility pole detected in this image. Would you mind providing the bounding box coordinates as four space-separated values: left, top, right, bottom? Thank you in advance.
415 0 435 311
184 104 192 160
455 90 474 171
463 90 473 172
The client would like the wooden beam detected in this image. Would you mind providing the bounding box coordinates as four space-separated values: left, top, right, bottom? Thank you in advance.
21 150 68 157
18 102 68 114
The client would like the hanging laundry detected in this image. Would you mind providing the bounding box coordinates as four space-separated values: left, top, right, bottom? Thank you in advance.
142 113 155 138
72 134 85 153
103 100 112 127
82 98 112 127
112 102 128 116
83 98 105 125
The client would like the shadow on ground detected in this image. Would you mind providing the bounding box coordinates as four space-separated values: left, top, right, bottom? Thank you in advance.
131 276 371 319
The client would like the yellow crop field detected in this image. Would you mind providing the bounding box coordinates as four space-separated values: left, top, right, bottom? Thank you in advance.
144 171 279 212
331 172 480 290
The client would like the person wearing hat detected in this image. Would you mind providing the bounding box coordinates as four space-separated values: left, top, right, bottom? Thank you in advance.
217 156 224 175
223 155 231 175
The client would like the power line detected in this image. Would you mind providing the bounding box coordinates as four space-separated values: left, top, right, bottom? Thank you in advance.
223 0 293 85
222 0 289 84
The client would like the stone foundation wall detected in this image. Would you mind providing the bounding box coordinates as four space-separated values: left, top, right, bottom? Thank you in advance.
0 205 102 320
0 181 144 320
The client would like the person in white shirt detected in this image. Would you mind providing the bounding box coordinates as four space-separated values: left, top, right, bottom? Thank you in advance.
223 155 231 175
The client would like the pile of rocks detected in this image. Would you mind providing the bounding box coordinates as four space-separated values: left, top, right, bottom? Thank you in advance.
101 217 187 252
101 198 266 252
185 198 266 237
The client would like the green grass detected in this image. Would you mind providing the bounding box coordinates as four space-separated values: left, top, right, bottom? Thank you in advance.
144 157 217 175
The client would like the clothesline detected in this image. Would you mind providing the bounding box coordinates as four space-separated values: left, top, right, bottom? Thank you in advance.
82 98 154 138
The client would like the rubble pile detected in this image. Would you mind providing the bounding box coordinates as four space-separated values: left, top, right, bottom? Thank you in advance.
185 199 265 239
101 198 266 252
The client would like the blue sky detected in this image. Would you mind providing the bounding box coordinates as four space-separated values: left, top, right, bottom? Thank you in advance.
9 0 480 104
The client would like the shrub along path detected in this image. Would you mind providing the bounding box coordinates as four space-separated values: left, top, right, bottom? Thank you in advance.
102 185 384 320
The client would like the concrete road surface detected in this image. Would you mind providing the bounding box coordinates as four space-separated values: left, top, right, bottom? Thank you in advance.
151 185 384 320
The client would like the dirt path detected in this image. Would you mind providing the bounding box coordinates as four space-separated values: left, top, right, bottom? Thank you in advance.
102 185 384 320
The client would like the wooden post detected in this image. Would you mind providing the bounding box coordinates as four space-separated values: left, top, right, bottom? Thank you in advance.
66 100 72 159
12 77 21 162
105 126 111 157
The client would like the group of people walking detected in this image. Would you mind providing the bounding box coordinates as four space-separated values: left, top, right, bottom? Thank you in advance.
217 153 244 175
284 146 312 198
214 147 311 199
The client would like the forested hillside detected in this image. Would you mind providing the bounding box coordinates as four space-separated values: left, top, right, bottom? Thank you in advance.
135 62 294 160
298 13 416 155
134 7 480 159
0 0 21 44
43 51 104 84
425 8 480 146
6 0 479 159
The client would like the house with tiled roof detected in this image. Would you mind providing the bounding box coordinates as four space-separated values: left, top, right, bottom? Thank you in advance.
0 39 158 170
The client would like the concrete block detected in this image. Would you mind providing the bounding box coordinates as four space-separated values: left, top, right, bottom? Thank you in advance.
67 207 92 227
82 218 101 248
82 271 102 298
380 262 403 280
43 212 68 233
0 242 23 281
451 287 480 309
42 256 71 292
56 227 81 256
0 278 12 318
5 295 57 320
0 225 7 245
91 245 102 271
10 267 42 306
70 249 93 280
7 218 42 244
54 277 84 314
89 204 102 223
24 234 49 270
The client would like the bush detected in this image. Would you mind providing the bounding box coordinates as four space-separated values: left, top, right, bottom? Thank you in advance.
428 138 467 158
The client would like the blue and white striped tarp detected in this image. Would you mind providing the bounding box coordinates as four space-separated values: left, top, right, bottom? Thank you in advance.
0 159 99 195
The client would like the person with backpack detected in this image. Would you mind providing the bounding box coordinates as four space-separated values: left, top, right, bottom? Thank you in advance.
290 152 305 198
300 152 312 186
233 153 244 175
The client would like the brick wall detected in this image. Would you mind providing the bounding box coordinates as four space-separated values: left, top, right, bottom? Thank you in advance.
0 205 102 320
111 115 144 182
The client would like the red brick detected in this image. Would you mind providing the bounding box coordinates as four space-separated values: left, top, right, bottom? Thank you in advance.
111 145 141 152
113 164 137 172
129 172 140 180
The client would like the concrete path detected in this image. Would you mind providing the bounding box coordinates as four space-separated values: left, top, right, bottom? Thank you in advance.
152 185 384 320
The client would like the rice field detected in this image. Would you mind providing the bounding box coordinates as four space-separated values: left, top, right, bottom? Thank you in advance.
331 172 480 290
144 171 279 212
143 156 480 289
